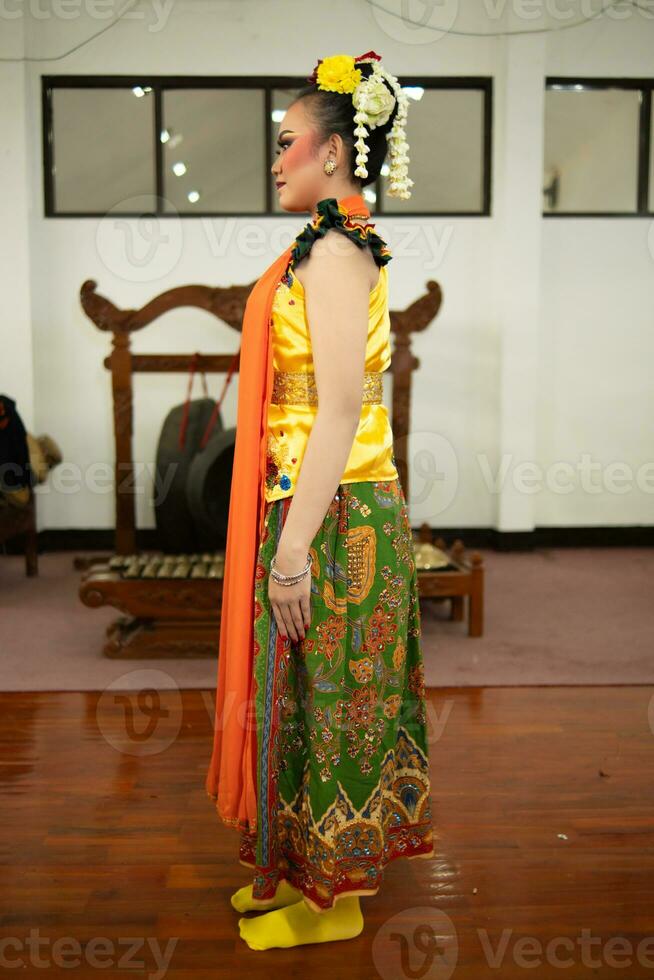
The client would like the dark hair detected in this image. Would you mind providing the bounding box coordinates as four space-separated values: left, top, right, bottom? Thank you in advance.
291 64 398 189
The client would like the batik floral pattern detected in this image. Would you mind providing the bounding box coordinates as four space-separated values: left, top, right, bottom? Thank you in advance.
239 478 434 912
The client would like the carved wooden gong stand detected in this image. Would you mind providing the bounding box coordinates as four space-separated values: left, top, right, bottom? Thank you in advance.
79 272 483 658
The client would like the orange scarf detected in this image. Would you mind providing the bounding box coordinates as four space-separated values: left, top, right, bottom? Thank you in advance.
205 192 372 832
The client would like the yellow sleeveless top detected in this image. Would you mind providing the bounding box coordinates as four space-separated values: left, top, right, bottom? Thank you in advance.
264 202 399 503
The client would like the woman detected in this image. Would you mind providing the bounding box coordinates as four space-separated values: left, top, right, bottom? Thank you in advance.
206 51 434 951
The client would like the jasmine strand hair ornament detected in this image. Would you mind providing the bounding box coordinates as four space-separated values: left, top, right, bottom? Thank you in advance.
302 50 413 200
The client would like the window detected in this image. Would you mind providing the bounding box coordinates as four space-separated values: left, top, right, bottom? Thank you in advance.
162 89 266 213
543 78 653 217
381 84 489 214
50 86 156 214
43 75 493 217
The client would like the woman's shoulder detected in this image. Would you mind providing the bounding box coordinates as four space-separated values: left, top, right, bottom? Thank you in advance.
289 197 393 275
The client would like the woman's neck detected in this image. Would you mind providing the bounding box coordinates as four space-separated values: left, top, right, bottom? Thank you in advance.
311 191 369 222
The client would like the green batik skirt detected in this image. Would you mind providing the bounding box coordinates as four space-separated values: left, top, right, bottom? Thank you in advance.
238 477 434 912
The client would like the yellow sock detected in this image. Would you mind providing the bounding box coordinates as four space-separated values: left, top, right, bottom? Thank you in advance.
230 879 302 913
238 894 363 950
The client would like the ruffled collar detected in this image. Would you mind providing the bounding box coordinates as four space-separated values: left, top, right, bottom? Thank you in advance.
290 194 392 271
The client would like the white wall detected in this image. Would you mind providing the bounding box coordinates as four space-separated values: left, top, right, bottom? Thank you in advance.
0 17 34 430
1 0 652 533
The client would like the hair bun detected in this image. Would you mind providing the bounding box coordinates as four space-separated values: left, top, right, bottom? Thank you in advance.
307 52 413 199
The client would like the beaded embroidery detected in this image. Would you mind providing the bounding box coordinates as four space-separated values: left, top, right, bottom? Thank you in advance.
265 431 293 494
279 267 294 289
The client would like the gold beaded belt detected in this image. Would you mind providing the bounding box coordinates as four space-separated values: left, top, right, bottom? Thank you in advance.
271 370 383 406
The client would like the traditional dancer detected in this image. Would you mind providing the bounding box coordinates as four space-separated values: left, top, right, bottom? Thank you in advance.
206 50 434 951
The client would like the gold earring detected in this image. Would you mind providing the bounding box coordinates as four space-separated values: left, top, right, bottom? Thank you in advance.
323 159 336 175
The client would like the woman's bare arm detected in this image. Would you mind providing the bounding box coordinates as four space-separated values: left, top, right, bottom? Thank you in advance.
268 229 376 641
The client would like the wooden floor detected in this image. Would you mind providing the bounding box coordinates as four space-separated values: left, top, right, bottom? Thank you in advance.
1 686 653 979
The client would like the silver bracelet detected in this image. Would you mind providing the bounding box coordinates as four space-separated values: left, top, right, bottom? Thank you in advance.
270 552 312 586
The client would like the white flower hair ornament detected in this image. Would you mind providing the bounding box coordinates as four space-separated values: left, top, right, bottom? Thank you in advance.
307 51 414 200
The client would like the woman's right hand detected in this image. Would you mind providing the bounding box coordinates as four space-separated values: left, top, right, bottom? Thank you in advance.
268 550 312 643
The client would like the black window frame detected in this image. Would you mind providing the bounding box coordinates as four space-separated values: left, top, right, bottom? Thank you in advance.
544 76 653 218
42 74 493 218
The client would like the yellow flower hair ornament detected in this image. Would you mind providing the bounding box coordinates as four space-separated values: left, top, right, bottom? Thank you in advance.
307 51 413 200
